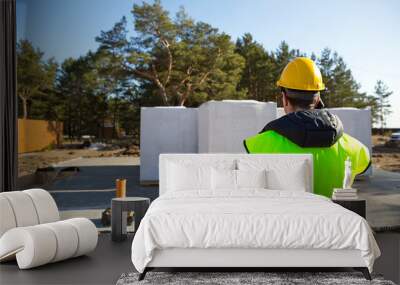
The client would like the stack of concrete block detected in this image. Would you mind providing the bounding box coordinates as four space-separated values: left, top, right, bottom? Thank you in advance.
139 102 373 183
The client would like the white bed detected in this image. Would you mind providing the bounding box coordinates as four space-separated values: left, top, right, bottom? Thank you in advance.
131 154 380 280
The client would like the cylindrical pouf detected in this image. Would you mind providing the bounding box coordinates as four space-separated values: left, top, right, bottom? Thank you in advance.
1 192 39 227
0 226 57 269
63 218 98 257
0 195 17 237
23 189 60 223
42 221 79 263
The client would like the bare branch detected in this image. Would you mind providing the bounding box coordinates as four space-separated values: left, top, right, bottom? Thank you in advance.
131 68 155 81
179 83 192 106
127 64 169 105
153 26 173 87
151 64 169 105
163 40 173 86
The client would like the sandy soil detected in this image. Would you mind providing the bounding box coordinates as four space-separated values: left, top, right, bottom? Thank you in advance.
18 145 139 176
372 135 400 173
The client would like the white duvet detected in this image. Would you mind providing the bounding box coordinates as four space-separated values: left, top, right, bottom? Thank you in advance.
131 190 380 273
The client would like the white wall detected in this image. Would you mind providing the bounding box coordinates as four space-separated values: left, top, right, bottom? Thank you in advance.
198 100 277 153
140 107 198 182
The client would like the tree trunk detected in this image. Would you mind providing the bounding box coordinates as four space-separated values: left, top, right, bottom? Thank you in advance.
56 122 62 147
113 98 118 139
67 101 72 139
178 85 192 106
20 96 28 119
158 85 168 106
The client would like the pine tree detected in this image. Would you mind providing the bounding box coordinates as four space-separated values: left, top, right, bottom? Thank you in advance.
16 40 56 118
127 2 245 106
235 34 275 102
96 16 130 138
373 80 393 132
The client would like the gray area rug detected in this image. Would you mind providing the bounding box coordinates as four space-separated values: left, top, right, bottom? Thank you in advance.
116 272 395 285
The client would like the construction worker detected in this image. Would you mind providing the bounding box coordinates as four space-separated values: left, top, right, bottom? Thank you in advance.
243 57 370 198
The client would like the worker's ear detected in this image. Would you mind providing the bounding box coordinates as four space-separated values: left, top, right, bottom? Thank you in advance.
282 92 289 107
313 96 322 109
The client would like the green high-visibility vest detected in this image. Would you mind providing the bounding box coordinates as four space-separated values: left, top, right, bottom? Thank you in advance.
244 131 370 198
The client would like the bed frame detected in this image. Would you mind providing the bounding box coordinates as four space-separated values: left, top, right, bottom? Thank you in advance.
139 249 371 280
138 154 372 281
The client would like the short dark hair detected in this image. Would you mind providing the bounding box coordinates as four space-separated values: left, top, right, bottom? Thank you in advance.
281 88 318 109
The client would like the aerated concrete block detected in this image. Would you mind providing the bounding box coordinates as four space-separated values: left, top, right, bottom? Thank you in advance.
140 107 198 182
198 100 277 153
328 108 373 175
277 107 285 118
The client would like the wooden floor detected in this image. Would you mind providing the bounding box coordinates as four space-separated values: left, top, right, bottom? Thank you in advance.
1 232 399 285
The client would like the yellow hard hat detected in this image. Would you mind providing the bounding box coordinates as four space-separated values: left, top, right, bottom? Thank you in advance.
276 57 325 91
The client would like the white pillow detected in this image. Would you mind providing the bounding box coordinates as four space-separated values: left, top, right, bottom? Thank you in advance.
266 162 308 191
236 169 267 189
211 168 237 191
167 162 212 192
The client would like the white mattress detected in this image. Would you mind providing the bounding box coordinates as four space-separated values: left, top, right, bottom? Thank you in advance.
131 190 380 273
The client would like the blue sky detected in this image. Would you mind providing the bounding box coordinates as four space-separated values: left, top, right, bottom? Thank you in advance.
17 0 399 127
